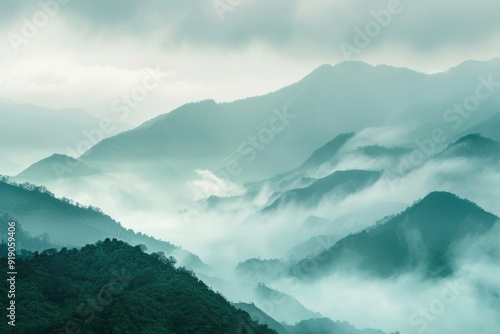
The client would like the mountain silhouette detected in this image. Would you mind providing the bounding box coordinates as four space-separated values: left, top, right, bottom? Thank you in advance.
293 191 498 278
77 62 442 182
438 134 500 160
263 170 381 212
0 179 207 270
16 153 100 181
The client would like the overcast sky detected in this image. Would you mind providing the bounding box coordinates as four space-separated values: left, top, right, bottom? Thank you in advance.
1 0 500 124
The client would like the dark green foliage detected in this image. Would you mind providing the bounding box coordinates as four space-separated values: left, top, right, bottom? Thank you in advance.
0 239 276 334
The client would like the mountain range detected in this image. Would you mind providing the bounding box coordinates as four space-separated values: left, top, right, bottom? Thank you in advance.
2 58 500 334
292 191 498 279
14 58 499 186
0 178 207 271
0 101 130 175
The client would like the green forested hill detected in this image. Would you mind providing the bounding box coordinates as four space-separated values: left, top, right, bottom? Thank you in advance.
0 239 276 334
0 178 207 270
293 192 498 279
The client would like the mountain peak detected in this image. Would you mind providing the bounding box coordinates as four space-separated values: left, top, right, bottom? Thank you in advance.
295 191 498 278
312 63 334 72
300 63 334 82
16 153 98 181
410 191 488 216
402 191 497 233
446 57 500 76
47 153 77 161
439 133 500 159
418 191 465 206
302 61 375 83
333 60 374 69
137 98 220 130
454 133 495 145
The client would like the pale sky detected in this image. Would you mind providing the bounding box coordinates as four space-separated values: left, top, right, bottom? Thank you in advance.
1 0 500 125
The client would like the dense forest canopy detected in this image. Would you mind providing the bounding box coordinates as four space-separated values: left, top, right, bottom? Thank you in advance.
0 239 276 334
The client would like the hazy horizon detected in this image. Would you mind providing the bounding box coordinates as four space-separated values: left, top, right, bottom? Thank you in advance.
1 1 499 334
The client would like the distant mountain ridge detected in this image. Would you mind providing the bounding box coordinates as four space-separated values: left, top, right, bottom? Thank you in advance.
233 302 393 334
16 153 99 181
0 179 207 271
293 191 498 279
263 170 381 212
254 283 322 324
300 132 356 168
233 303 289 334
438 133 500 160
0 101 130 175
462 112 500 141
75 59 500 183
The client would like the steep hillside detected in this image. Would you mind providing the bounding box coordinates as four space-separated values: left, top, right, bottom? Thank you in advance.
253 283 322 324
78 62 435 182
233 303 289 334
16 154 100 181
463 112 500 141
0 239 276 334
263 170 381 212
0 179 206 270
438 134 500 160
0 213 57 252
299 132 356 168
0 102 129 175
293 192 498 278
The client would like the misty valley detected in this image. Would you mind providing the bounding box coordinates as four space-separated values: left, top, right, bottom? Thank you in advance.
2 59 500 333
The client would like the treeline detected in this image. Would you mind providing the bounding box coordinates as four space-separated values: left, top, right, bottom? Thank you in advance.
0 239 276 334
0 176 103 214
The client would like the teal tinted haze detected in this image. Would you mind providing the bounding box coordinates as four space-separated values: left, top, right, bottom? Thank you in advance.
1 2 500 333
1 0 500 125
